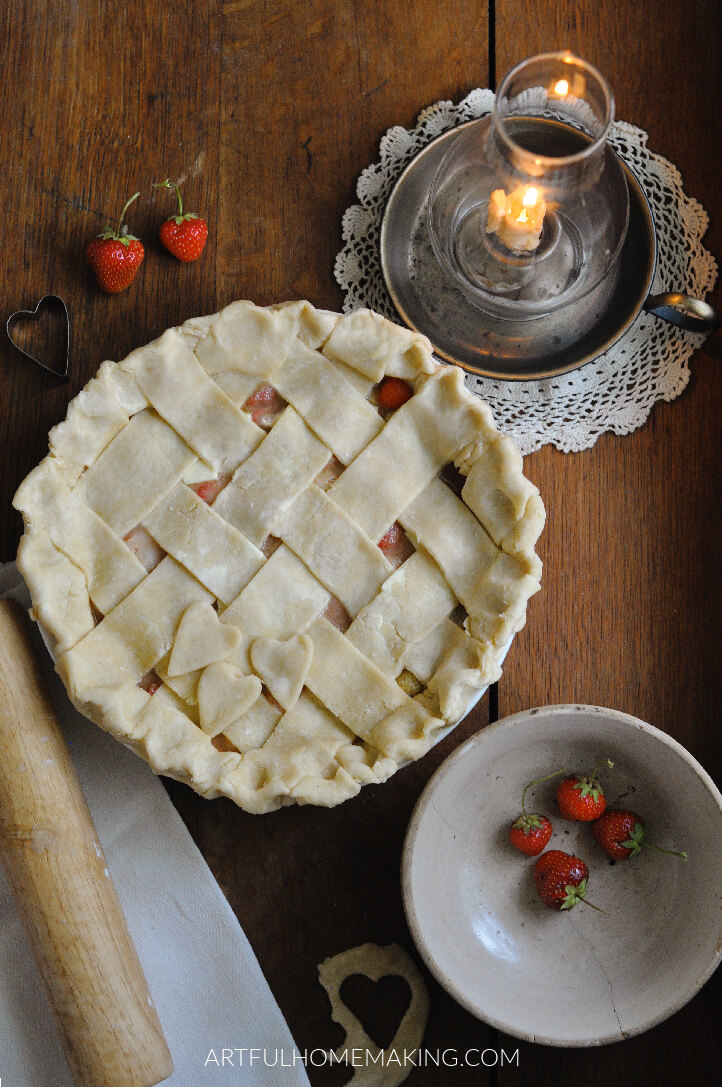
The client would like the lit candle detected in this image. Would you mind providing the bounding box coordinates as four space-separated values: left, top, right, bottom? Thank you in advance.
486 184 547 252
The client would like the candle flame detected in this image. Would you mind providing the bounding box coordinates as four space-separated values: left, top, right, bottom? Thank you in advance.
553 78 569 96
487 185 547 251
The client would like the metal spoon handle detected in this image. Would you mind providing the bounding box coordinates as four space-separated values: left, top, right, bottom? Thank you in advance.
644 292 720 332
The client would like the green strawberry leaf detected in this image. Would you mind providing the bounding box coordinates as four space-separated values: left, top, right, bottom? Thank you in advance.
512 813 544 833
560 878 587 910
574 778 603 802
621 823 645 857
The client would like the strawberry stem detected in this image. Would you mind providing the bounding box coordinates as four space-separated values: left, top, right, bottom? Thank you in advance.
578 896 607 914
520 767 567 817
116 191 140 238
154 177 183 217
643 842 688 860
622 821 687 860
561 878 607 913
589 757 613 780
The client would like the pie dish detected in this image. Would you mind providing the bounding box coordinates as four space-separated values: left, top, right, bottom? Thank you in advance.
13 300 544 813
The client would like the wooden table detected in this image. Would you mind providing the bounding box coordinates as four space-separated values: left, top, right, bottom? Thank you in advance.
1 2 720 1083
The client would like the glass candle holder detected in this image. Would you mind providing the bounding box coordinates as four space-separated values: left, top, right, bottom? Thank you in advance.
428 52 629 323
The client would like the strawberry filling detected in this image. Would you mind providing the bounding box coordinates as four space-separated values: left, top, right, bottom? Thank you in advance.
243 383 287 429
438 461 466 496
374 376 414 413
138 670 162 696
378 522 415 568
192 474 230 504
212 733 238 752
123 525 166 572
314 455 345 491
260 535 282 559
323 595 352 633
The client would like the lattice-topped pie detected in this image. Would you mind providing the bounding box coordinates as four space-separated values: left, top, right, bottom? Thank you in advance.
14 301 544 813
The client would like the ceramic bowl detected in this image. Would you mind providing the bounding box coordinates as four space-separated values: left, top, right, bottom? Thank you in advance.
402 704 722 1046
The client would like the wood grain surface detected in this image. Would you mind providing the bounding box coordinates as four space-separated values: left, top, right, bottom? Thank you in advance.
0 1 719 1084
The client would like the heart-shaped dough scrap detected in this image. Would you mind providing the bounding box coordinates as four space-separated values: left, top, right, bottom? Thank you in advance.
197 660 262 737
317 942 430 1087
167 601 241 677
250 633 313 711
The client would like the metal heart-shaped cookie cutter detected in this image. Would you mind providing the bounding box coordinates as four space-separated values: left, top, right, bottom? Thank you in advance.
6 294 70 380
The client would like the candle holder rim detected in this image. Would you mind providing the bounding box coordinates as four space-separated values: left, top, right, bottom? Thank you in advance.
493 50 615 168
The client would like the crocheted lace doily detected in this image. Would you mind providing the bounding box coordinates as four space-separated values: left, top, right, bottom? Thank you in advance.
334 89 718 454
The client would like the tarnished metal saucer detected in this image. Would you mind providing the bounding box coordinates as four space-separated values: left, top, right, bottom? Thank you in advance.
379 122 715 381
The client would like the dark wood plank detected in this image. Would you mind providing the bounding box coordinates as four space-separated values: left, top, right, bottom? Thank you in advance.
0 1 222 561
216 0 490 312
494 0 722 1080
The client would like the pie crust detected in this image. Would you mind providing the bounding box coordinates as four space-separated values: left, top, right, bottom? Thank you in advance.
13 301 544 813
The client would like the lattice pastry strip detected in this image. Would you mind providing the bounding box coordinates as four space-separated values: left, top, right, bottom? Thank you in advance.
220 544 330 670
304 617 444 763
218 691 390 813
14 458 147 616
13 300 545 814
328 368 497 542
211 405 329 547
322 308 435 382
58 557 213 698
120 328 264 475
143 483 265 605
194 299 298 378
222 693 282 755
272 339 384 465
76 409 199 537
345 550 457 676
275 485 393 616
399 478 540 648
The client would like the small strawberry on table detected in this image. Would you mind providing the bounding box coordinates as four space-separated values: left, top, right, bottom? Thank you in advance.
85 192 145 293
154 177 208 261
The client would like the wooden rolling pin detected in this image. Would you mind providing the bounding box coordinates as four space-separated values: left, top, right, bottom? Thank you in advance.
0 598 173 1087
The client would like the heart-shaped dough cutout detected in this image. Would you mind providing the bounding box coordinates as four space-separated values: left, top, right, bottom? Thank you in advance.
167 602 241 677
197 661 262 738
250 633 313 711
